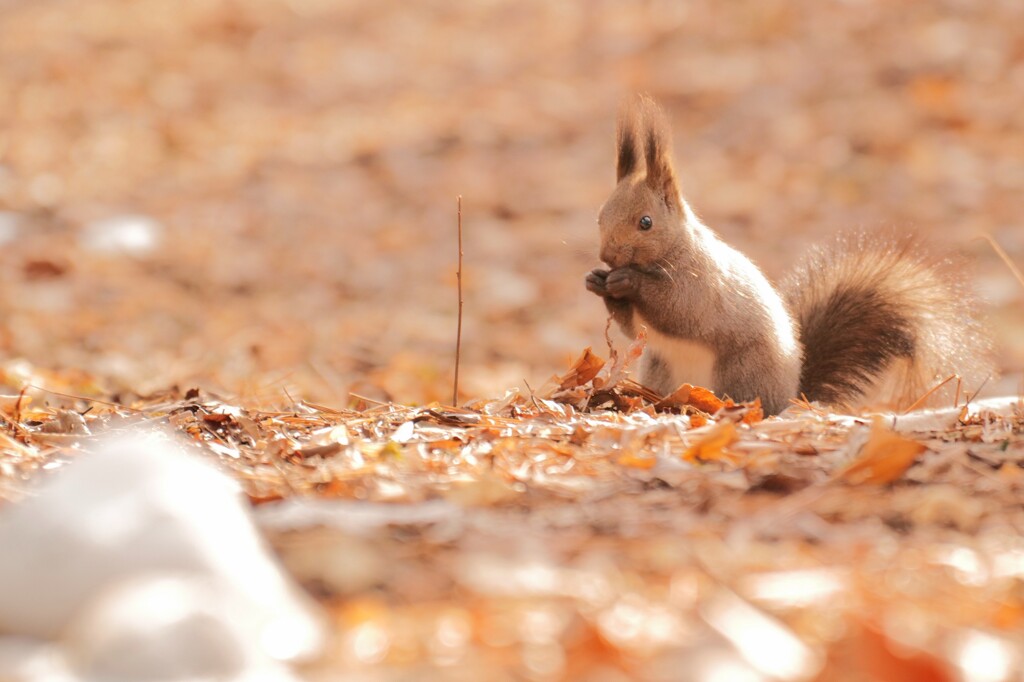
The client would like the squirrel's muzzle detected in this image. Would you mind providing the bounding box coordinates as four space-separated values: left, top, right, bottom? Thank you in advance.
600 244 635 269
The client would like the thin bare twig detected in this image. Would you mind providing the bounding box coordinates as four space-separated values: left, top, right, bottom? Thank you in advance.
13 385 27 424
282 386 298 414
0 412 32 443
789 393 827 417
964 374 992 409
349 392 389 407
453 195 464 406
902 373 957 414
26 384 143 413
981 233 1024 290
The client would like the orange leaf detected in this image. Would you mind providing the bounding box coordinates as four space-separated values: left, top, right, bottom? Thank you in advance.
246 493 284 506
682 422 738 463
741 398 763 424
614 393 645 413
617 452 657 469
838 420 927 485
622 328 647 367
817 619 955 682
597 328 648 390
656 383 726 414
909 75 956 111
655 383 692 410
992 601 1024 630
558 347 606 391
687 385 725 414
719 397 764 424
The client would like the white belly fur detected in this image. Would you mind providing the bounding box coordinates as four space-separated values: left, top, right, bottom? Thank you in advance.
636 313 716 389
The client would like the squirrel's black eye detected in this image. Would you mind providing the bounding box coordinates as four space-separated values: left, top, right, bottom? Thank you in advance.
639 215 653 231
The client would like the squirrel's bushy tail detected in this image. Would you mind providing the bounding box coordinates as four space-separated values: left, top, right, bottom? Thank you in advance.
782 233 992 409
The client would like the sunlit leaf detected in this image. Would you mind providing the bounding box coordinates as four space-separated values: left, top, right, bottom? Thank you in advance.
557 347 606 391
682 422 738 463
838 420 927 485
616 452 657 469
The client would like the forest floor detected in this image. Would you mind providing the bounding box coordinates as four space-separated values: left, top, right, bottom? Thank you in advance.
1 0 1024 679
2 350 1023 680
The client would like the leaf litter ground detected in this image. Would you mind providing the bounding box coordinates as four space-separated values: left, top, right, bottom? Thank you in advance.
1 346 1023 682
2 1 1024 678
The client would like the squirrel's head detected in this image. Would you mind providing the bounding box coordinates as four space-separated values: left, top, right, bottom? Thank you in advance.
598 96 689 269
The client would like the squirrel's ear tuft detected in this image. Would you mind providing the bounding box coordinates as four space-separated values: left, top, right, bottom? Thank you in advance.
616 102 640 182
638 96 680 210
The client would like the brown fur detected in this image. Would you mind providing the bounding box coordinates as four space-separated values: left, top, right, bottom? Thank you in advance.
783 233 993 408
585 95 993 414
587 96 802 414
616 101 639 182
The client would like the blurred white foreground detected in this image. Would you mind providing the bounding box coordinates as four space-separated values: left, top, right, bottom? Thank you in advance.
0 430 324 681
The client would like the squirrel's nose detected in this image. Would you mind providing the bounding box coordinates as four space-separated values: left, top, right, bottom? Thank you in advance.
600 244 633 268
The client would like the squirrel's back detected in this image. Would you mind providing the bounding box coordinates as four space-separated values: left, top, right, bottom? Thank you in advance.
782 233 992 409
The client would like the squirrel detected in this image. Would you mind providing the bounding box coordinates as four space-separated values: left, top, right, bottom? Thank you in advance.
585 96 992 415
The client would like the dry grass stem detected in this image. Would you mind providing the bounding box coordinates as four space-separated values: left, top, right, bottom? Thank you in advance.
453 195 464 406
902 374 957 414
982 233 1024 290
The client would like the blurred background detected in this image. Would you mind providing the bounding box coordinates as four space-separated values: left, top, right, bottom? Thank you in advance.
1 0 1022 405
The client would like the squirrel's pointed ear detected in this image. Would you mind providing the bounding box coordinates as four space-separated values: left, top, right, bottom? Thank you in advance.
615 105 640 182
640 97 681 210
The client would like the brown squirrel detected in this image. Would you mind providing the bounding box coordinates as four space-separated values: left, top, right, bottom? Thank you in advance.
585 96 991 415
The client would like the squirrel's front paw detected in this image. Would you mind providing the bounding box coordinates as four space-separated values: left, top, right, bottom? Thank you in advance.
585 268 610 296
605 268 639 299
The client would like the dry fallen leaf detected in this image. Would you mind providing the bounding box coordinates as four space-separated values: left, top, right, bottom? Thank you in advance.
733 398 764 425
682 422 738 463
557 347 606 391
0 2 1020 678
616 452 657 469
689 413 709 428
444 471 521 506
838 420 928 485
687 386 726 414
654 384 694 411
817 618 956 682
657 383 727 413
597 328 647 389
